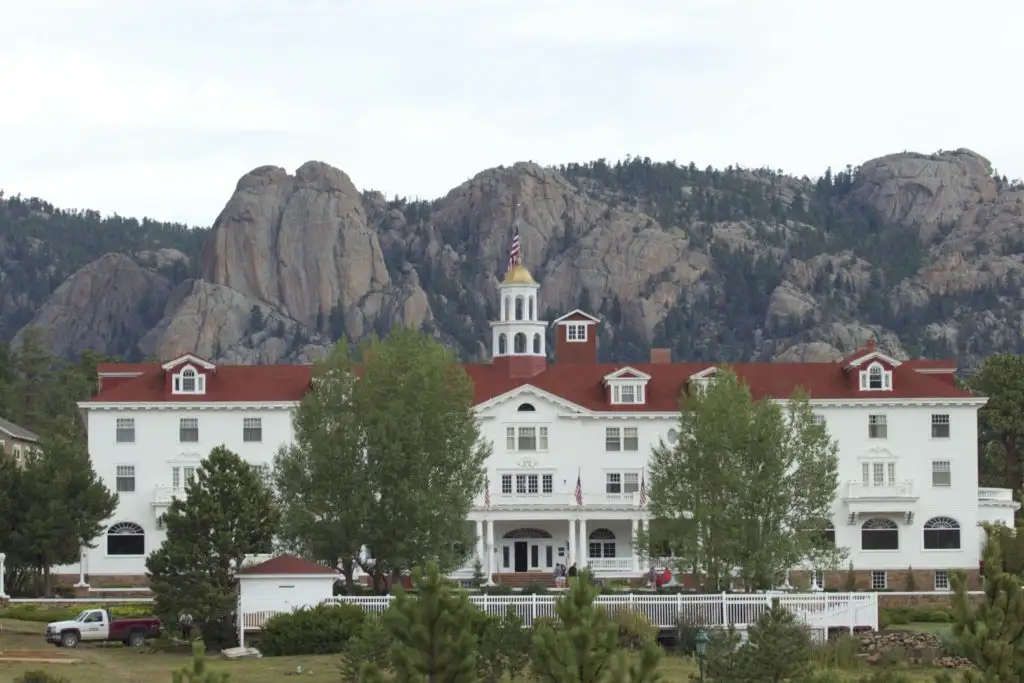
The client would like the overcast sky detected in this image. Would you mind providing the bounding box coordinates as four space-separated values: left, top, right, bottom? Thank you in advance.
1 0 1020 227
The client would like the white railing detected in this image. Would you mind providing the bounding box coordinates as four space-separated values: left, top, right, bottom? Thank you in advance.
485 492 642 507
320 592 878 631
588 558 635 571
152 486 186 505
978 488 1013 501
845 481 915 499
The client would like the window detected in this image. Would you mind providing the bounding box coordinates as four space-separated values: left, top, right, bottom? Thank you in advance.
816 523 836 547
498 334 507 354
532 334 542 354
506 426 547 451
106 521 145 556
811 571 824 590
934 570 950 591
514 333 526 353
859 362 892 391
868 414 887 439
931 461 951 487
931 414 950 438
588 528 616 558
610 383 645 405
605 472 640 495
812 414 826 426
666 429 678 445
503 473 553 496
871 570 887 590
172 366 206 395
171 465 196 490
116 465 136 493
861 461 896 487
606 427 639 452
861 518 899 551
116 418 135 443
179 418 199 443
243 417 263 443
566 323 587 342
923 517 961 550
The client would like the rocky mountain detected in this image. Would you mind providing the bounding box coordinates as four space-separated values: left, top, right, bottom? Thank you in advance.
3 148 1023 368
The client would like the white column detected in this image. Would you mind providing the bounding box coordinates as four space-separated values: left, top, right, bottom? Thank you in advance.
475 520 484 567
631 518 641 573
579 518 588 569
0 553 6 597
485 519 496 585
75 548 88 587
567 518 576 565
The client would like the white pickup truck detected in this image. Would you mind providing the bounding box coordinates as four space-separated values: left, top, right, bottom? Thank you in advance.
45 608 162 648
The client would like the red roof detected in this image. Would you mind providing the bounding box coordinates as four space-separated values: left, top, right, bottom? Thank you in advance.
236 554 338 576
84 348 975 410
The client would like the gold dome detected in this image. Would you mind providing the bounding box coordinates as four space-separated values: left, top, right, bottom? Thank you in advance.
503 263 537 285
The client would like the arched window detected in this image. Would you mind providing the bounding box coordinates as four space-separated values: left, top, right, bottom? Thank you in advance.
923 517 961 550
173 365 205 394
860 362 892 391
532 333 542 354
498 333 507 355
503 296 511 321
515 296 525 321
514 333 527 354
503 528 552 539
861 518 899 551
588 528 616 559
517 403 536 412
107 522 146 556
181 367 197 391
528 296 535 321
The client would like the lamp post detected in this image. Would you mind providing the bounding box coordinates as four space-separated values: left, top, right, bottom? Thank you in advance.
695 628 709 683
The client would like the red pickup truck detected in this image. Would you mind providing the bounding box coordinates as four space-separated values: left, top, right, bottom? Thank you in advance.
45 608 161 648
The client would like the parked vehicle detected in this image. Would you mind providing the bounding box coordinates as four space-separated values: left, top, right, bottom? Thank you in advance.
45 608 161 648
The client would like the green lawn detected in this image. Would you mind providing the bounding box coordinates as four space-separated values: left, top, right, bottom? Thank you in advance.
906 621 953 635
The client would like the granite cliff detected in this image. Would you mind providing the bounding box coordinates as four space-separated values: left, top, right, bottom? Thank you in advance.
4 148 1023 367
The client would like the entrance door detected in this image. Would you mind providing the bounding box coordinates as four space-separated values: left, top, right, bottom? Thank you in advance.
514 541 529 572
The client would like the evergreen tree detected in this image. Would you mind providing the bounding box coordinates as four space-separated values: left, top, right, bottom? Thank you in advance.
531 573 661 683
147 446 279 649
363 561 478 683
172 641 230 683
717 604 814 682
943 532 1024 681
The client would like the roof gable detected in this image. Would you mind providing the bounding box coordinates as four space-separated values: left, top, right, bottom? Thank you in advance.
162 354 216 372
0 417 38 442
235 554 338 576
602 366 652 382
474 383 589 415
687 366 720 381
552 309 601 325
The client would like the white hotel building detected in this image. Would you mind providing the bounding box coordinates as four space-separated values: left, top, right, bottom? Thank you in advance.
65 263 1017 591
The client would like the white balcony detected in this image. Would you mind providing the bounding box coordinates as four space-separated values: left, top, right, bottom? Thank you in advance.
587 557 635 572
843 481 917 515
152 486 186 507
978 487 1019 510
486 491 643 509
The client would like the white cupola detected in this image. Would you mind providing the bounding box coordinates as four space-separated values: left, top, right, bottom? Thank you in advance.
490 262 547 360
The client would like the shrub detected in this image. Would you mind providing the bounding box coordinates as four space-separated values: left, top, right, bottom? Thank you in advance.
340 614 391 683
844 563 857 591
814 634 860 669
0 603 154 623
520 581 549 595
14 673 71 683
258 603 366 656
903 568 918 591
610 609 657 650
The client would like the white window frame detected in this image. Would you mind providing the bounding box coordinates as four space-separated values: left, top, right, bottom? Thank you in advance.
931 460 951 487
609 382 645 405
115 465 136 493
171 463 197 491
934 570 950 591
605 471 641 496
868 414 887 439
504 425 549 452
243 417 263 443
605 427 640 451
861 460 897 487
859 362 893 391
931 414 950 439
179 417 199 443
812 414 826 426
172 365 206 395
871 570 887 590
115 418 136 443
566 323 588 342
499 471 554 497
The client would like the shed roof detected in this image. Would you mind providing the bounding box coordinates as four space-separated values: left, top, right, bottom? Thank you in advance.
235 554 339 576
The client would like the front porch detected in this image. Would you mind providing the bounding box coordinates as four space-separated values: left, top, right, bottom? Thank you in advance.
452 512 651 582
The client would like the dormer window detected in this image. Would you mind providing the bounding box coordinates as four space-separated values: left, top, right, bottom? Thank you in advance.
566 323 587 342
173 366 206 395
859 362 892 392
603 366 650 406
611 383 644 405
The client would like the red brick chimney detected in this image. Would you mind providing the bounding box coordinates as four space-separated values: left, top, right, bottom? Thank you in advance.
649 348 671 364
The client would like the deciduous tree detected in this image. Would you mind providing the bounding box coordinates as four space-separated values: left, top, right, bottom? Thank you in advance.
148 446 278 649
647 369 843 591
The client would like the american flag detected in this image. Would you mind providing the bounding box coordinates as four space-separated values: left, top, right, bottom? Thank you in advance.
484 479 491 508
507 229 521 273
574 471 583 507
639 471 647 507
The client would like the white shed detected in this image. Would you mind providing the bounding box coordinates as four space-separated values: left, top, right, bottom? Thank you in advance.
236 554 339 646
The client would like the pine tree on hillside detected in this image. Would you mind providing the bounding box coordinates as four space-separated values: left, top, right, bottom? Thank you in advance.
367 561 478 683
943 532 1024 682
531 572 661 683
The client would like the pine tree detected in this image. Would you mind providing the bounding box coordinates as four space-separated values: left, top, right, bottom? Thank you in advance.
172 641 230 683
945 532 1024 681
726 604 814 682
367 561 479 683
531 573 661 683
